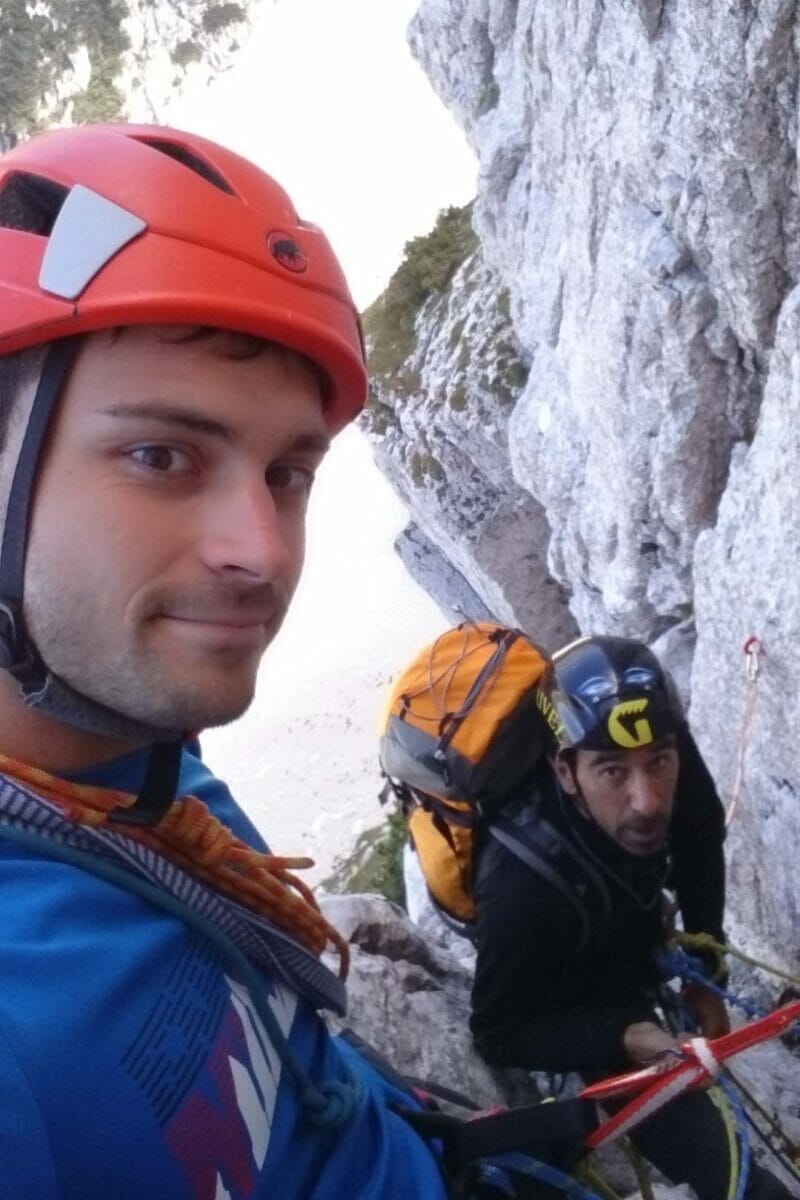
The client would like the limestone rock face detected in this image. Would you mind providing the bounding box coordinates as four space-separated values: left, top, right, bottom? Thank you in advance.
692 291 800 968
365 245 578 651
320 891 800 1198
318 891 508 1107
406 0 793 639
364 0 800 967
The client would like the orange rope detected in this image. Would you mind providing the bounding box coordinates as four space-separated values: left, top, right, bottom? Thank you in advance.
0 752 349 978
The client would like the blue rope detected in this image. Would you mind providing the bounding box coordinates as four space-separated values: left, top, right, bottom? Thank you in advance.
477 1151 603 1199
0 823 363 1129
657 946 799 1036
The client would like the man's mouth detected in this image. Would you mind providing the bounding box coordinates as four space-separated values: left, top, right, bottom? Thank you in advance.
622 823 667 851
169 613 268 627
155 607 283 649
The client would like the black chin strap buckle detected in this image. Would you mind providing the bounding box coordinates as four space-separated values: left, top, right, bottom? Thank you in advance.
108 740 183 828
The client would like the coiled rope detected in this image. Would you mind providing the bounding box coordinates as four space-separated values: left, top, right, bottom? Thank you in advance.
0 752 350 976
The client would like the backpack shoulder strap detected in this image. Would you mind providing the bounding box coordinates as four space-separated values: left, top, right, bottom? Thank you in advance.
487 808 611 954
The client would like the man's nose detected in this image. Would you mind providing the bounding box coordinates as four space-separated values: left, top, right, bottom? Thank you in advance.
627 770 669 819
200 478 297 581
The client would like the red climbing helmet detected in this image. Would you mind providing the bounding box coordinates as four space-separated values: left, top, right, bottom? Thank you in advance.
0 125 367 756
0 123 367 431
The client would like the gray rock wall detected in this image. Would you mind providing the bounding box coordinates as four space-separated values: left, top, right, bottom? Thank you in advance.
366 2 800 967
365 245 578 650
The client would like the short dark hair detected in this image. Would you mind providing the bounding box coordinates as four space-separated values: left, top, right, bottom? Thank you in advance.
0 325 329 458
154 325 329 395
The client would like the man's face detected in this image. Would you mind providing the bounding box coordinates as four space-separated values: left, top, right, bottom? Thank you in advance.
553 737 680 856
21 327 330 734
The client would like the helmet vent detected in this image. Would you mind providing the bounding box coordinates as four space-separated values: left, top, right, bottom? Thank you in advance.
130 136 236 196
0 172 69 236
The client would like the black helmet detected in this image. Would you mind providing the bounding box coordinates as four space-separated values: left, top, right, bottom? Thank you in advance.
537 636 684 753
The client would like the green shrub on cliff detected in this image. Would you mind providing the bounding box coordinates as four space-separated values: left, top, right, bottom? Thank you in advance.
321 809 407 907
363 203 477 381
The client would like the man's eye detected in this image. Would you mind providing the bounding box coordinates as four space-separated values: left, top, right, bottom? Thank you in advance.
128 445 191 473
599 766 623 780
266 464 314 494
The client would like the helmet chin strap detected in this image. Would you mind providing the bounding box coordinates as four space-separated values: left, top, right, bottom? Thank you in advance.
0 337 184 824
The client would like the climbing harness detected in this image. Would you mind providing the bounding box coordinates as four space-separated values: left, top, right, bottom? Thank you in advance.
726 636 764 827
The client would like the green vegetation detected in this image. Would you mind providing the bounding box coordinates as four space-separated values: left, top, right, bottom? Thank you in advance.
0 0 250 144
493 340 529 406
366 394 399 436
505 360 529 391
396 368 422 397
409 450 446 488
478 78 500 114
363 203 478 382
321 809 408 907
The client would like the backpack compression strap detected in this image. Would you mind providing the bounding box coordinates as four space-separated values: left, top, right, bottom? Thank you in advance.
395 1095 599 1179
488 813 611 955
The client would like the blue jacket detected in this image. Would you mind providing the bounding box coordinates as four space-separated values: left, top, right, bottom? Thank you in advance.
0 748 448 1199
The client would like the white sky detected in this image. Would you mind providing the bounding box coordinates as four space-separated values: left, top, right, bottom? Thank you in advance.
171 0 474 870
167 0 477 307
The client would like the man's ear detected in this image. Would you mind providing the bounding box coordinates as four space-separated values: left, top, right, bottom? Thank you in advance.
551 753 579 795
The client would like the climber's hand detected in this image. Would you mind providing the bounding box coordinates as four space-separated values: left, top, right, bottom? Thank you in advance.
622 1021 682 1067
683 983 731 1040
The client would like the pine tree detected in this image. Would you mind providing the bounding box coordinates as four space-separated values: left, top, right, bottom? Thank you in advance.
0 0 252 143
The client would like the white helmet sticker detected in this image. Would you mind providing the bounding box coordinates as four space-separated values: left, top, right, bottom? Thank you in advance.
38 184 146 301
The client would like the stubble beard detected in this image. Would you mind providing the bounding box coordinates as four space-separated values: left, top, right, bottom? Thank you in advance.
24 579 288 735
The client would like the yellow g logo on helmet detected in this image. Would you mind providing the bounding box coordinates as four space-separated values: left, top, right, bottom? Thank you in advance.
607 699 653 749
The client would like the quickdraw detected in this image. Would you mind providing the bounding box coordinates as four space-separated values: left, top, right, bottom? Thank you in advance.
580 1000 800 1150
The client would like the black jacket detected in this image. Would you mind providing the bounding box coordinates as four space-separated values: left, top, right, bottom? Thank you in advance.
470 728 726 1076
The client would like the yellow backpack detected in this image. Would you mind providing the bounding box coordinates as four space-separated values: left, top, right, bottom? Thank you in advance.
379 622 551 930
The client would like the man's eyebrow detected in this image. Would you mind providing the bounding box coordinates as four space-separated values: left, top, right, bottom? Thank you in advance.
586 751 627 767
289 431 331 455
100 402 331 454
102 402 235 441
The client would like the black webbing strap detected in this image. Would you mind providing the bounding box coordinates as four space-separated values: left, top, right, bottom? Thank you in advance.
108 739 183 827
0 338 80 603
489 818 593 953
0 338 81 671
394 1096 598 1173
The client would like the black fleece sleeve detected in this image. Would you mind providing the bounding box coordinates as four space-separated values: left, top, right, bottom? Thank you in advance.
670 728 726 942
469 834 652 1076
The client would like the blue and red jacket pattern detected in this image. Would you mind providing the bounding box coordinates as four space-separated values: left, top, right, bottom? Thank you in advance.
0 748 448 1199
